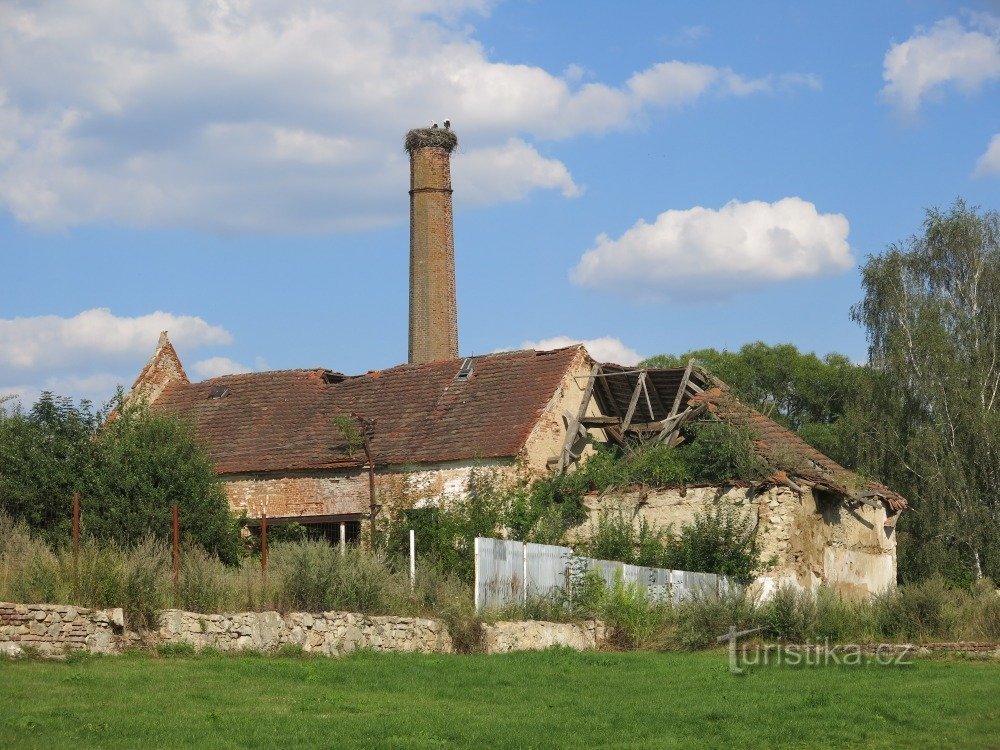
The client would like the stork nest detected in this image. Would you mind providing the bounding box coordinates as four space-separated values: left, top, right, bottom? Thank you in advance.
405 128 458 153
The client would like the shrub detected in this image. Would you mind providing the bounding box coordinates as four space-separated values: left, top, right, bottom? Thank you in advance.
673 586 758 650
662 505 760 584
677 421 772 484
598 577 673 650
179 544 236 616
0 393 241 563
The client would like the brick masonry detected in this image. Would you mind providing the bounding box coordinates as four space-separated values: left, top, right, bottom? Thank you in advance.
407 129 458 364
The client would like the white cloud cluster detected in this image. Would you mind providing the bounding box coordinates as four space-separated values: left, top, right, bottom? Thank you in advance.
515 336 643 366
0 1 817 232
0 309 231 370
0 308 236 406
974 133 1000 176
455 139 580 203
882 17 1000 116
190 357 252 380
571 198 853 300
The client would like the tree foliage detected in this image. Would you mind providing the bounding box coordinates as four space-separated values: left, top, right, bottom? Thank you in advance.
0 393 241 564
850 200 1000 583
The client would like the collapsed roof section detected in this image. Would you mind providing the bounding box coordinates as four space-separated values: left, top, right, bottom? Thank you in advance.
566 361 907 513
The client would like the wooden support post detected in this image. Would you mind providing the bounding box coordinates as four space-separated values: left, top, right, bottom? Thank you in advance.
559 363 599 472
641 376 655 422
171 503 180 605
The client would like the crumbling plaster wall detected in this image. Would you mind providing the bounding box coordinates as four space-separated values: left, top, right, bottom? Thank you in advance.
521 348 604 475
224 470 370 519
579 485 896 598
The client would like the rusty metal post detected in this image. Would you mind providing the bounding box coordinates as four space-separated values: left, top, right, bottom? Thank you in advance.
72 491 80 602
172 503 180 605
260 511 268 578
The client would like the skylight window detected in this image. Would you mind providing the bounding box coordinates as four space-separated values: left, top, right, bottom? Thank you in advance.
454 357 474 382
208 386 229 399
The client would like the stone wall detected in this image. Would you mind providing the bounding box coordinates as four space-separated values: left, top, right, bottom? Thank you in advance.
158 609 453 656
481 620 606 654
579 484 897 598
0 602 606 657
0 602 124 657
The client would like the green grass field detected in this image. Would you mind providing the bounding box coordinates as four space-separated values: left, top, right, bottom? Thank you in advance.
1 649 997 748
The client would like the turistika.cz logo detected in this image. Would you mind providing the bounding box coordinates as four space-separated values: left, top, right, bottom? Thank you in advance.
717 626 916 674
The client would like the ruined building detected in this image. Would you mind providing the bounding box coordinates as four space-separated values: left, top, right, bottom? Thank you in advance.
130 126 906 596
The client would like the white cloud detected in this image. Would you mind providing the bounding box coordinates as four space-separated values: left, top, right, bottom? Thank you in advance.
571 198 853 300
882 17 1000 116
974 133 1000 176
0 1 818 232
0 308 236 405
455 139 580 203
516 336 643 366
0 309 231 370
191 357 252 380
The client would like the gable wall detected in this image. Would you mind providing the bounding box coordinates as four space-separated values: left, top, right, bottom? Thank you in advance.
521 347 604 474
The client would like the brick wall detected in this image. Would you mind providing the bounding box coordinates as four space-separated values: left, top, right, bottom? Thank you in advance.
408 132 458 364
130 331 188 404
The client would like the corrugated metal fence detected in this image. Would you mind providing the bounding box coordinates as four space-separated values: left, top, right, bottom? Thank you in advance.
474 537 733 611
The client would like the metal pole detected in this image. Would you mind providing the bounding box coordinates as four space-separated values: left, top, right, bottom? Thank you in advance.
261 511 268 578
473 537 480 613
340 521 346 556
172 503 180 605
72 491 80 602
409 528 415 591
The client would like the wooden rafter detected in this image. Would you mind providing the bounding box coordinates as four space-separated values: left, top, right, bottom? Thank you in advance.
658 360 695 446
559 363 599 472
621 371 647 432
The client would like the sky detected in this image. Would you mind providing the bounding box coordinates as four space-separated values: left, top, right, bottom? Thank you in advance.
1 0 999 408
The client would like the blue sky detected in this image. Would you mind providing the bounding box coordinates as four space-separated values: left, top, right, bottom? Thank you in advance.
1 0 998 407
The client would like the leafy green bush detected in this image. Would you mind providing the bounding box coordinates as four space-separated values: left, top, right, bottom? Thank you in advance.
0 393 241 563
577 505 760 583
661 506 760 583
677 422 771 484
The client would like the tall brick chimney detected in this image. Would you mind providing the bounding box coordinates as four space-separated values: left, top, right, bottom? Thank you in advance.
405 127 459 364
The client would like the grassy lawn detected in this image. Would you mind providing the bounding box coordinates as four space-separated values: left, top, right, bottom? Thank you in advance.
0 649 997 749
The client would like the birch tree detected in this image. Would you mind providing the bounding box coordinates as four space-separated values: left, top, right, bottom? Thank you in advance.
852 201 1000 582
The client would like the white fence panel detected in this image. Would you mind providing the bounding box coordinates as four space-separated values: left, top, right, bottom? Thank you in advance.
474 537 731 611
474 537 525 610
585 559 625 589
524 542 572 601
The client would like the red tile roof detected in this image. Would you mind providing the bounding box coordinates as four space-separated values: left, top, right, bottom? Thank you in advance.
692 383 908 511
153 347 582 475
